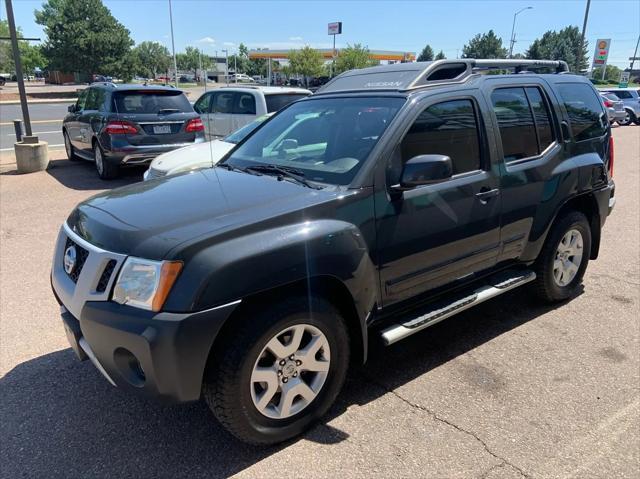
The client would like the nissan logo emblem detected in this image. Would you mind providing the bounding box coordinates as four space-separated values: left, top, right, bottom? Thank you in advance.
64 245 77 275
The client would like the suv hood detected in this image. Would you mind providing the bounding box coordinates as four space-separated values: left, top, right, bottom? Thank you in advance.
68 168 339 259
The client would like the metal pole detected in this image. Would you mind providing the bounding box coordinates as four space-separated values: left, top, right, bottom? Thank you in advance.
5 0 32 137
577 0 591 74
332 34 336 77
509 7 532 58
168 0 178 88
13 119 23 142
268 57 271 86
223 49 229 85
630 34 640 72
234 53 237 83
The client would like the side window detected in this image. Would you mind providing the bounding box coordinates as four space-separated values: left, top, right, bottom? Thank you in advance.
76 89 88 111
491 88 538 162
557 84 606 142
525 87 555 152
612 90 631 99
84 89 100 111
194 92 213 114
400 99 482 176
212 92 235 114
234 93 257 115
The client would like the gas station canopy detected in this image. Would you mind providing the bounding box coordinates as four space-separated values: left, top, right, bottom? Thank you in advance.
248 49 416 62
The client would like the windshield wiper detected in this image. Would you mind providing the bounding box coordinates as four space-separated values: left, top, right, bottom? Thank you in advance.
245 164 322 189
217 163 262 175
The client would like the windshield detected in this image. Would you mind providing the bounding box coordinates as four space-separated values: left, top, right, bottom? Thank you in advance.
223 115 270 144
222 97 405 185
113 90 192 114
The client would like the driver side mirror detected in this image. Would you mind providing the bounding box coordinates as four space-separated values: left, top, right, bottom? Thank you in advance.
68 104 76 113
393 154 452 190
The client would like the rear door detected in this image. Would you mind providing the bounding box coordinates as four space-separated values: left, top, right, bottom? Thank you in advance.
78 87 107 155
484 80 568 263
112 90 197 145
231 91 257 131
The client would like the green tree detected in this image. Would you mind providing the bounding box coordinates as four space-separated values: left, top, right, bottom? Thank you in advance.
592 64 622 82
133 41 171 79
0 20 48 74
288 46 324 84
335 44 377 73
35 0 134 76
417 44 434 62
435 50 446 60
462 30 507 59
525 26 589 73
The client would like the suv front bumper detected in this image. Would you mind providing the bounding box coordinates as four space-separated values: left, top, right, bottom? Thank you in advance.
56 296 240 403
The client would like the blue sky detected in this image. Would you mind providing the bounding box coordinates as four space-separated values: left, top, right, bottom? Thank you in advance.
2 0 639 68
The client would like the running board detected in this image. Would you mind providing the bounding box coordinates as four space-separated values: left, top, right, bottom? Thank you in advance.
380 270 536 346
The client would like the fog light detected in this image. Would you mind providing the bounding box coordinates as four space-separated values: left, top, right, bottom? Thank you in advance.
114 348 146 387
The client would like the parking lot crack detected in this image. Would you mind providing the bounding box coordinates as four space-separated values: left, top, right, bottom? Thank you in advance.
365 375 533 479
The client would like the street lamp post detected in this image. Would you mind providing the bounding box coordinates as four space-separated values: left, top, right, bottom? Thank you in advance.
222 49 229 85
509 6 533 58
168 0 178 88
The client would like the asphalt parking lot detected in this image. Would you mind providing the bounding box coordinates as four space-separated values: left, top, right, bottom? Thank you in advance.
0 127 638 478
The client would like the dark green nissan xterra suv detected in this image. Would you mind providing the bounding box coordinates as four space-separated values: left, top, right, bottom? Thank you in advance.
51 59 616 444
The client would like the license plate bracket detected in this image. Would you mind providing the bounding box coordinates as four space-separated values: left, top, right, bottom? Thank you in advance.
153 125 172 134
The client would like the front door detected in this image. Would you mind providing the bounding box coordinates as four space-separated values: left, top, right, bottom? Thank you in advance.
376 95 501 306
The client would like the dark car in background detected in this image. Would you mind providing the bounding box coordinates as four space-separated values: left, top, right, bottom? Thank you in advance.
63 84 205 179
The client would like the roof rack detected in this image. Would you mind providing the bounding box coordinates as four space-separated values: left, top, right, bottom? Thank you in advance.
315 59 570 95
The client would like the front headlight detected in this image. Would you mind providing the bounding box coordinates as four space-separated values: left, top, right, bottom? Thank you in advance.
112 257 183 312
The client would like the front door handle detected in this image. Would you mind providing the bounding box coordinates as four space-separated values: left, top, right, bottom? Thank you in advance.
475 188 500 204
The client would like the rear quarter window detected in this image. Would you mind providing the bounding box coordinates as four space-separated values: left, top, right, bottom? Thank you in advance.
557 84 607 142
265 94 309 113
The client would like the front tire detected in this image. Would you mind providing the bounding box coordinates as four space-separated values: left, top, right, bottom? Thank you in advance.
63 130 79 161
203 295 350 445
617 110 633 126
94 141 119 179
533 211 591 302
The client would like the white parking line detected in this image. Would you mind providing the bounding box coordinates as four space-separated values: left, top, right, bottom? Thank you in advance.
0 143 65 152
8 130 60 136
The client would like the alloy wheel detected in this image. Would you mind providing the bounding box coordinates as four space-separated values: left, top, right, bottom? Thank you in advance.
553 229 583 287
95 146 104 175
64 132 72 158
250 324 330 419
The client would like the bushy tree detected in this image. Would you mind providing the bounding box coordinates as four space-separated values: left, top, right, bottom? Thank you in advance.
176 46 202 77
288 46 324 84
35 0 134 75
435 50 446 60
526 26 589 73
335 44 377 73
134 41 171 79
0 20 47 74
417 44 434 62
592 64 622 82
462 30 507 59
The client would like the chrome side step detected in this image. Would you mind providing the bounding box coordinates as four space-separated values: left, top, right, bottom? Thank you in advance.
381 270 536 345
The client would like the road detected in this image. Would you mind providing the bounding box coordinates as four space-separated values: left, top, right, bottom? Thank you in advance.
0 102 70 151
0 127 638 478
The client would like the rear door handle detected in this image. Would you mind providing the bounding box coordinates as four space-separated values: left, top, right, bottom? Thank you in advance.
476 188 500 204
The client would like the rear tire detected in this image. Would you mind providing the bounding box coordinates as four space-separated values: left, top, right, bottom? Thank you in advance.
203 295 350 445
94 141 119 179
533 211 591 302
617 110 633 126
63 130 79 161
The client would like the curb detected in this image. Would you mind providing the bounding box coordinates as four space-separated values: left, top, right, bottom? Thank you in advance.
0 98 76 105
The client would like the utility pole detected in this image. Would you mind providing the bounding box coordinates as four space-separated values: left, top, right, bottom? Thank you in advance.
577 0 591 74
222 49 229 85
4 0 32 136
629 34 640 72
234 52 237 83
168 0 178 88
508 6 533 58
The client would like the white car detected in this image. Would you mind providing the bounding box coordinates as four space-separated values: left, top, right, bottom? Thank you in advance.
192 86 311 139
143 114 272 181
